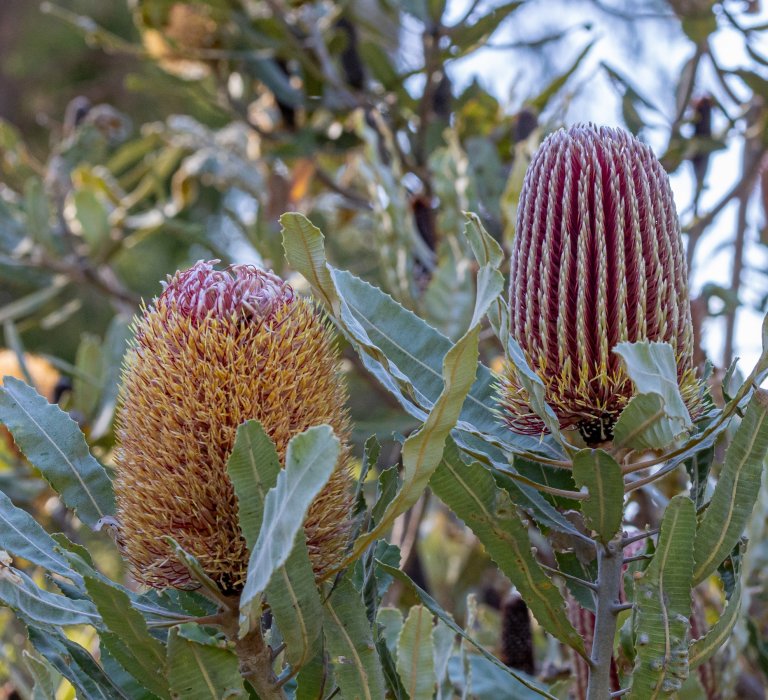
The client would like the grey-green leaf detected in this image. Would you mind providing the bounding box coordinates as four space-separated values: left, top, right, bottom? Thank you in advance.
377 561 556 700
628 495 696 700
692 389 768 585
572 449 624 543
227 420 282 549
0 490 82 584
0 565 100 629
0 376 114 528
265 531 324 669
81 573 170 699
240 425 339 632
614 341 692 446
27 627 128 700
396 605 435 700
323 578 387 700
167 629 245 700
430 440 586 656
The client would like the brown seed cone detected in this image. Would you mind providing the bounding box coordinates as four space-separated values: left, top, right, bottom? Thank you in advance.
500 124 700 443
114 261 352 592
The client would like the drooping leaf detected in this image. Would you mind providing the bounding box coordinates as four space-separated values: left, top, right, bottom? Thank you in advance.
323 578 387 700
90 315 133 439
0 377 114 528
0 490 82 584
396 605 435 700
239 425 338 633
72 333 104 419
167 629 245 700
0 565 100 629
27 627 128 700
692 389 768 585
80 571 170 699
350 320 480 561
377 561 556 699
628 495 696 699
571 449 624 543
430 440 586 656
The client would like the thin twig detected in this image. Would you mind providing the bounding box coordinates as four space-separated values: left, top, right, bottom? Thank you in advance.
621 528 659 547
540 563 598 591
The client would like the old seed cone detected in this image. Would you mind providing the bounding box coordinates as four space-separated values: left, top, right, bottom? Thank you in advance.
500 124 699 444
114 261 352 591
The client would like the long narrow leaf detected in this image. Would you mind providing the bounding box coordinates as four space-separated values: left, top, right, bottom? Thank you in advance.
692 389 768 585
323 578 387 700
431 440 586 656
167 629 245 700
572 449 624 543
239 425 338 633
628 495 696 699
0 490 81 584
0 377 114 528
377 561 556 700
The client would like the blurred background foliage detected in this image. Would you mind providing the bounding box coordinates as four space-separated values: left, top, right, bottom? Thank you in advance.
1 0 768 697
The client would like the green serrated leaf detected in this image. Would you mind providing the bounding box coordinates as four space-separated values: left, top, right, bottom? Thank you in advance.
323 578 387 700
240 425 339 633
430 440 586 656
349 321 480 562
280 212 563 464
0 490 82 584
692 389 768 585
227 420 324 669
377 562 556 699
265 531 324 669
0 565 100 629
167 629 245 700
227 420 281 549
0 377 114 528
295 646 329 700
377 607 404 658
80 572 169 699
628 495 696 700
396 605 435 700
27 627 128 700
572 449 624 542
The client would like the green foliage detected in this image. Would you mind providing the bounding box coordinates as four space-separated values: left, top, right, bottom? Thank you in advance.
2 1 768 696
628 496 696 699
571 449 624 543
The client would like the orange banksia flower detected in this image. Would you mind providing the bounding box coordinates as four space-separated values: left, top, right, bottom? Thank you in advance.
500 124 699 444
114 261 352 591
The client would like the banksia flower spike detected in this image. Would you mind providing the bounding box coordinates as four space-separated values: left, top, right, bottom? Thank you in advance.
500 124 699 444
114 261 352 592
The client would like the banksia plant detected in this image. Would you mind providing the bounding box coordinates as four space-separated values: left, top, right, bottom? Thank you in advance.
113 260 352 592
501 124 699 444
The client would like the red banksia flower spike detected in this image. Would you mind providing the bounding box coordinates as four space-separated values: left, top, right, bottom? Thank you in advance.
114 260 352 592
501 124 699 445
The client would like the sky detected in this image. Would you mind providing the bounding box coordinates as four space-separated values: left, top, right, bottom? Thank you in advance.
439 0 768 373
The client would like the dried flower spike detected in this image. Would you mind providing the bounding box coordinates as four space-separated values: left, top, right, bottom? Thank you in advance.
114 261 352 591
500 124 699 444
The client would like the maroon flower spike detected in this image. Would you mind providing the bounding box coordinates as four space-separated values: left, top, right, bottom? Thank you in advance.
500 124 699 444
